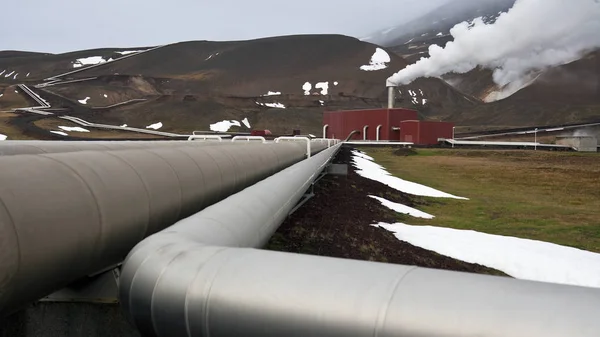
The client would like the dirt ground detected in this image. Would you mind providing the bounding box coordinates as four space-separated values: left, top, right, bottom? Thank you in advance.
266 146 506 276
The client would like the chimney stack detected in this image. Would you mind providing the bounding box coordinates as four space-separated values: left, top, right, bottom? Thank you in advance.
387 86 395 109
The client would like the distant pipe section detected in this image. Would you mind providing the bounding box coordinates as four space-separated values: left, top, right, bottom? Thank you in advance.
119 144 343 336
376 125 382 141
344 130 360 142
322 124 329 139
362 125 369 140
121 246 600 337
0 141 328 317
387 86 395 108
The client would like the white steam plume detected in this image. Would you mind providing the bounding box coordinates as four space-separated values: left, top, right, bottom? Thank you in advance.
387 0 600 87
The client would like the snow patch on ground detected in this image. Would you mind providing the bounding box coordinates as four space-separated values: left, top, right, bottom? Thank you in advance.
319 100 325 106
422 99 428 104
256 102 286 109
14 90 18 94
146 122 163 130
120 124 128 127
375 222 600 288
360 48 390 71
315 82 329 95
262 91 281 96
0 70 5 76
0 94 3 98
0 133 6 141
103 94 108 98
13 73 18 79
205 52 220 61
241 118 251 128
116 50 144 55
59 126 90 133
210 120 241 132
370 195 434 219
5 71 15 78
309 134 316 138
302 82 312 95
73 56 108 68
50 131 68 136
78 97 90 104
351 150 468 200
436 32 443 36
333 81 339 86
26 72 30 77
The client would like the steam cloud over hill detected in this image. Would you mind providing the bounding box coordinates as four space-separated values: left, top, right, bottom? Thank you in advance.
387 0 600 87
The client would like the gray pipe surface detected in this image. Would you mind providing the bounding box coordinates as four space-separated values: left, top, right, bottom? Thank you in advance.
119 141 600 337
119 144 342 336
0 141 325 316
125 246 600 337
0 140 235 156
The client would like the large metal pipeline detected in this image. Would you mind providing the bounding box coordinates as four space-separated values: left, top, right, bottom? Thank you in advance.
119 144 342 336
0 140 234 156
118 141 600 337
124 246 600 337
0 141 328 316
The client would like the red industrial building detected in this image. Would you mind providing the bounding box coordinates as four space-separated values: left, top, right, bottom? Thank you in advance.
398 120 454 145
323 108 454 145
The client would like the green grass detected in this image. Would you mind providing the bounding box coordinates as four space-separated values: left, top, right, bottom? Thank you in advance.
361 148 600 253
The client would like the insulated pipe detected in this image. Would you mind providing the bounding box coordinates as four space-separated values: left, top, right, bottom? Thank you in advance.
362 125 369 140
0 140 237 156
0 142 323 317
119 144 342 336
121 246 600 337
376 125 382 141
322 124 328 139
387 85 395 108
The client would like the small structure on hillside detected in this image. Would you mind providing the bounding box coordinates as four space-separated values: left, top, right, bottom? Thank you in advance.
556 136 598 152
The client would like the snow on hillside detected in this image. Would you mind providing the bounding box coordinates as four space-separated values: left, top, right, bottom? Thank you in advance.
116 50 145 55
0 133 7 141
256 102 286 109
146 122 163 130
210 120 241 132
360 48 390 71
58 126 90 133
73 56 113 68
262 91 281 96
242 118 251 128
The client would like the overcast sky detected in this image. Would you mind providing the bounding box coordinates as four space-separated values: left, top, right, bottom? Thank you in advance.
2 0 449 53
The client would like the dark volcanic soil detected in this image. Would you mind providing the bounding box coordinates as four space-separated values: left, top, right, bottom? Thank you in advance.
267 146 506 276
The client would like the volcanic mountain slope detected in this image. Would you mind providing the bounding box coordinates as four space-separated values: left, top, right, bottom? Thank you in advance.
364 0 515 50
1 35 476 139
364 0 600 129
